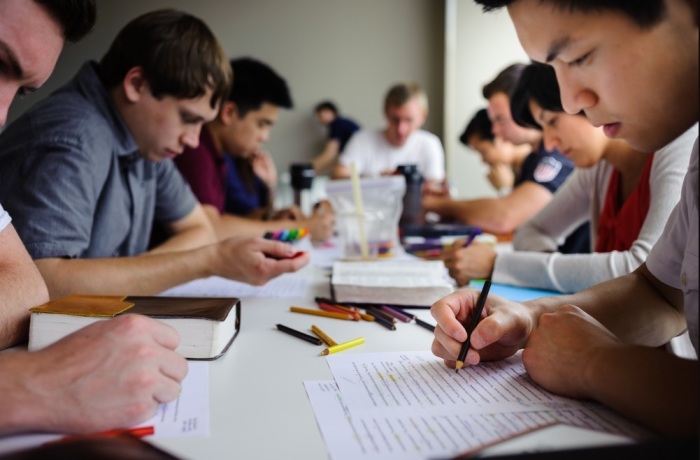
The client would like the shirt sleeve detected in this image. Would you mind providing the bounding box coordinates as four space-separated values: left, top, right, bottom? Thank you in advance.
0 119 110 259
154 159 198 224
337 130 365 168
519 150 574 194
421 133 446 182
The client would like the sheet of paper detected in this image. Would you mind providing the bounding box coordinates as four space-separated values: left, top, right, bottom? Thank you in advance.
304 351 650 460
139 360 210 437
0 361 210 456
159 273 310 298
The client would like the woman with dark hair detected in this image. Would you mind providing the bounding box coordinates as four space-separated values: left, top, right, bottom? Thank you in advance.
444 62 697 299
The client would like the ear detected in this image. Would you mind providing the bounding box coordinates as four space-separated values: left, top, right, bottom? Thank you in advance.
121 67 148 103
219 101 239 126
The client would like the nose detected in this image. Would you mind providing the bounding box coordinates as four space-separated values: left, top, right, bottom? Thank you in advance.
259 128 270 144
182 124 201 149
556 68 598 115
542 128 560 152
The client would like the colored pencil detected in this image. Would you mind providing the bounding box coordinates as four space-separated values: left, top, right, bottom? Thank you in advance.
379 305 412 323
289 306 355 321
276 324 322 345
320 337 365 356
415 317 436 332
311 324 338 347
318 302 360 321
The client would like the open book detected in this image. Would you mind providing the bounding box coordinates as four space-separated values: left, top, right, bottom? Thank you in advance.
28 295 240 360
331 260 454 307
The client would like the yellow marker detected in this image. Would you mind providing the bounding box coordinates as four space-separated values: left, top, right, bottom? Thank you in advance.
320 337 365 356
311 324 338 347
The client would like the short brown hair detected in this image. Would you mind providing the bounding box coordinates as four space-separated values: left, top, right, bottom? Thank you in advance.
99 9 231 109
384 82 428 113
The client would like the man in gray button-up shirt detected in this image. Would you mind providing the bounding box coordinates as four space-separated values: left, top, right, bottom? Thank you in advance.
0 9 308 299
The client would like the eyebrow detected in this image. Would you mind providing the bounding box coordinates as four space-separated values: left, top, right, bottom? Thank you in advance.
545 36 572 63
180 109 208 123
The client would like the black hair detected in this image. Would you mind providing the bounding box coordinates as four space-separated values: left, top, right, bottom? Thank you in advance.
511 62 586 130
459 108 494 145
35 0 97 42
229 57 293 117
314 100 338 115
482 63 526 99
473 0 667 29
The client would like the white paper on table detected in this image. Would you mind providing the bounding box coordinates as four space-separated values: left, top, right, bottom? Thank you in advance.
139 360 210 438
303 351 651 460
159 273 310 298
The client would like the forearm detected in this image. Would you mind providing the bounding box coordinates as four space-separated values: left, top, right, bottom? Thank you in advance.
0 352 43 434
426 197 523 234
526 266 686 347
36 247 216 298
0 227 49 349
585 345 697 437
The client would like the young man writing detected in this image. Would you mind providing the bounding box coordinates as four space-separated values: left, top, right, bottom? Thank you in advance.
431 0 698 437
0 10 308 299
0 0 187 435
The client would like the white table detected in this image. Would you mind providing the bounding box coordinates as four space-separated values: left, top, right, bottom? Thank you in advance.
151 262 438 460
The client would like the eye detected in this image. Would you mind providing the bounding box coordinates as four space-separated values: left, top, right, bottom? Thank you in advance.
545 115 558 128
568 51 591 67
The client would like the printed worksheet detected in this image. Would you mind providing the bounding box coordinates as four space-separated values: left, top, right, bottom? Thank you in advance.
304 351 650 460
141 360 210 437
159 273 310 298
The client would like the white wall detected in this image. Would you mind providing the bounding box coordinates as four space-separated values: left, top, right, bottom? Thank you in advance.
444 0 528 198
7 0 444 177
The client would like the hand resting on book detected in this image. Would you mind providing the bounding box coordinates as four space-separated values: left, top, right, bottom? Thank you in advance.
0 314 187 435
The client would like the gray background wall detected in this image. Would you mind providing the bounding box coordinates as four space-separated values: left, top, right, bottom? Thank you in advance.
7 0 528 200
8 0 445 178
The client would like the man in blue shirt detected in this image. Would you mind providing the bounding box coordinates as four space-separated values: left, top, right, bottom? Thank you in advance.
311 100 361 174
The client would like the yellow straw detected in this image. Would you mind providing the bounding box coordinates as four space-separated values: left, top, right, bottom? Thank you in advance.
349 162 369 259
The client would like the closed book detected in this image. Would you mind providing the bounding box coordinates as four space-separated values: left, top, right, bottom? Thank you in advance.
331 260 454 307
28 295 241 360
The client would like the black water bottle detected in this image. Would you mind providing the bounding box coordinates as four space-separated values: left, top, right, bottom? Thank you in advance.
290 162 315 214
397 164 423 227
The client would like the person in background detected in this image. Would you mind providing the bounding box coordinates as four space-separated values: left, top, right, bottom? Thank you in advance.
444 63 696 313
0 0 188 435
0 10 309 301
432 0 697 437
175 57 334 242
459 108 530 195
310 100 360 175
332 82 446 193
424 64 589 254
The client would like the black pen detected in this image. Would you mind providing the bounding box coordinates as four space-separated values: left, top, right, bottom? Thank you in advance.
455 279 491 372
276 324 322 345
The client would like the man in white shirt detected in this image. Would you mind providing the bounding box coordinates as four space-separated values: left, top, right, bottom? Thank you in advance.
333 82 445 191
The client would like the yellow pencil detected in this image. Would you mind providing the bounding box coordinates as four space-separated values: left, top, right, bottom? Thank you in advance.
320 337 365 356
290 306 355 321
311 324 338 347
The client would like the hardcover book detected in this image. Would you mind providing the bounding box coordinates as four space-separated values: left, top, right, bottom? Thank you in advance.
28 295 241 360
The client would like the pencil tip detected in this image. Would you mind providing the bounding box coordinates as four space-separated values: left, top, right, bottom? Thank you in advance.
455 361 464 371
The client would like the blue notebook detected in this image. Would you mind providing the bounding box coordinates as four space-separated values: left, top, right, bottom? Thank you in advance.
469 280 560 302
